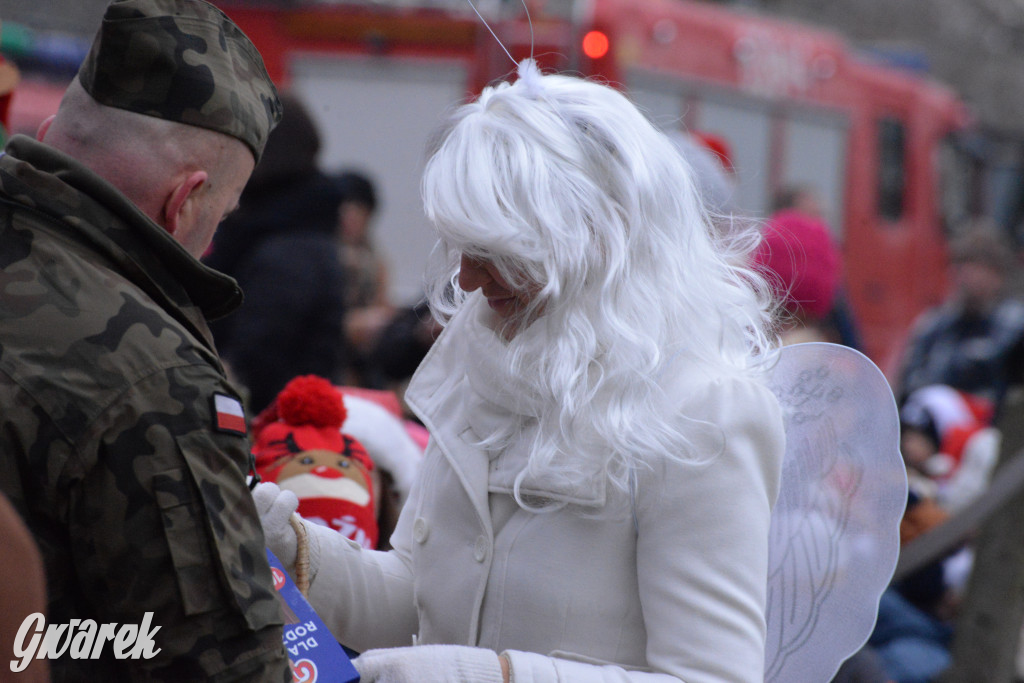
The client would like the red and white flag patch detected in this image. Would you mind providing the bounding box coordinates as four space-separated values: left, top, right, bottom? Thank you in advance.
212 393 247 436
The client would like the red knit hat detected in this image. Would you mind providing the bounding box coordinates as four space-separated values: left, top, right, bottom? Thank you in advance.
252 375 379 549
753 209 841 319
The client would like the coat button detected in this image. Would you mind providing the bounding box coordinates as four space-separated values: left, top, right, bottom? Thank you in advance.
413 518 429 544
473 535 489 562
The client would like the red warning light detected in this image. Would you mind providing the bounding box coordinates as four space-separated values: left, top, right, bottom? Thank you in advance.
582 30 610 59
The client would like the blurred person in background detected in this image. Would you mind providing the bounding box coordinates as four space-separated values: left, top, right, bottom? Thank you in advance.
895 222 1024 417
771 184 863 351
667 129 738 222
866 223 1024 683
334 170 399 387
772 183 826 218
365 295 443 419
752 208 845 345
205 91 350 413
859 386 1000 683
899 384 999 515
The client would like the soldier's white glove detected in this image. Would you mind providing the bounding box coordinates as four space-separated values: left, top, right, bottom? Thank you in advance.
355 645 505 683
252 481 300 566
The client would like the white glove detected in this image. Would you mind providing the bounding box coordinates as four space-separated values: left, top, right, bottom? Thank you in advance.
355 645 505 683
252 481 300 566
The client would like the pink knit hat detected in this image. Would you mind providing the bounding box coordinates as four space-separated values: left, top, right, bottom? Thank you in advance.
752 209 841 319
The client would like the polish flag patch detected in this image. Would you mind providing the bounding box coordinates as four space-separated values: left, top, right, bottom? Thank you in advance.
212 393 247 436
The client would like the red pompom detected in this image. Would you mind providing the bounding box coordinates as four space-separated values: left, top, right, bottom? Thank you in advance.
276 375 347 428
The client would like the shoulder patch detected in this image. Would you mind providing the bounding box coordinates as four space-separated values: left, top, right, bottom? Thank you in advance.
212 393 247 436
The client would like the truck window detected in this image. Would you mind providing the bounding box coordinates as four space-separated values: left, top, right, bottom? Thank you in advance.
937 136 972 239
877 117 906 222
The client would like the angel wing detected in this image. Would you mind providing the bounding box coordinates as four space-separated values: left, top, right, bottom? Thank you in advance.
764 342 907 682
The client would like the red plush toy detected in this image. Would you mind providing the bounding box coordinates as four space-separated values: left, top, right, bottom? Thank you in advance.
252 375 378 549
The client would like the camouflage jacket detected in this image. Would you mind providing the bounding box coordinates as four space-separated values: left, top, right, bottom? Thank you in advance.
0 136 289 682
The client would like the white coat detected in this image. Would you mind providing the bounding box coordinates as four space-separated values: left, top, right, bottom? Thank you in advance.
301 298 785 682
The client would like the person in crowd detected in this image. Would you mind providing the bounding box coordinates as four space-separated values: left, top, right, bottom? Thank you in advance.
899 384 999 514
772 183 826 218
770 185 863 351
857 386 999 683
0 0 291 679
830 646 893 683
334 170 397 384
896 223 1024 416
668 130 738 221
256 59 786 682
365 297 442 410
205 92 350 413
867 586 954 683
752 208 845 345
864 486 958 683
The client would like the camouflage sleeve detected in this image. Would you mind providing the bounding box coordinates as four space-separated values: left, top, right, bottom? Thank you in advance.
68 363 290 681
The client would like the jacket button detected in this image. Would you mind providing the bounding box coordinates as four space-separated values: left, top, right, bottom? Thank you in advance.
473 535 488 562
413 518 429 544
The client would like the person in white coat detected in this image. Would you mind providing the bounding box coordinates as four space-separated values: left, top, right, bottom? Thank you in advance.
255 59 786 682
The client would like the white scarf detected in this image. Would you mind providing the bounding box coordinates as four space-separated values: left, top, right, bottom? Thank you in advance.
458 295 608 508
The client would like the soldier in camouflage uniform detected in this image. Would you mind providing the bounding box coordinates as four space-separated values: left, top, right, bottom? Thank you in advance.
0 0 292 679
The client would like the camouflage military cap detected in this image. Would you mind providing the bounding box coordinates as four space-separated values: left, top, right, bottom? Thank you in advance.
77 0 282 162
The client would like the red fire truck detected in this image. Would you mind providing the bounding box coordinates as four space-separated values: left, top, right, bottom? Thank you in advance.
223 0 972 373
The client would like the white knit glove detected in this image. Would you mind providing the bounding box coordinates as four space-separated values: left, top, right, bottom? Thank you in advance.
354 645 505 683
252 481 300 566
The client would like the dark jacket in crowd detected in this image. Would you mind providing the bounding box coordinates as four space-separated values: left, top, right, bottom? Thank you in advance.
205 92 349 413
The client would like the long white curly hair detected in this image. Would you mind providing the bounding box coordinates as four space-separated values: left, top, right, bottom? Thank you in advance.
421 60 779 503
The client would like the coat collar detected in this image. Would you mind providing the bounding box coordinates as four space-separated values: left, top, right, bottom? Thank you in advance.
406 296 606 509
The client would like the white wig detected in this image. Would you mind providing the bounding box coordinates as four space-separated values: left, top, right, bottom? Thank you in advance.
422 60 779 501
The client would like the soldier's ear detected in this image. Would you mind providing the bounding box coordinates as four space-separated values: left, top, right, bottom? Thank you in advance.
163 170 208 238
35 115 56 142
